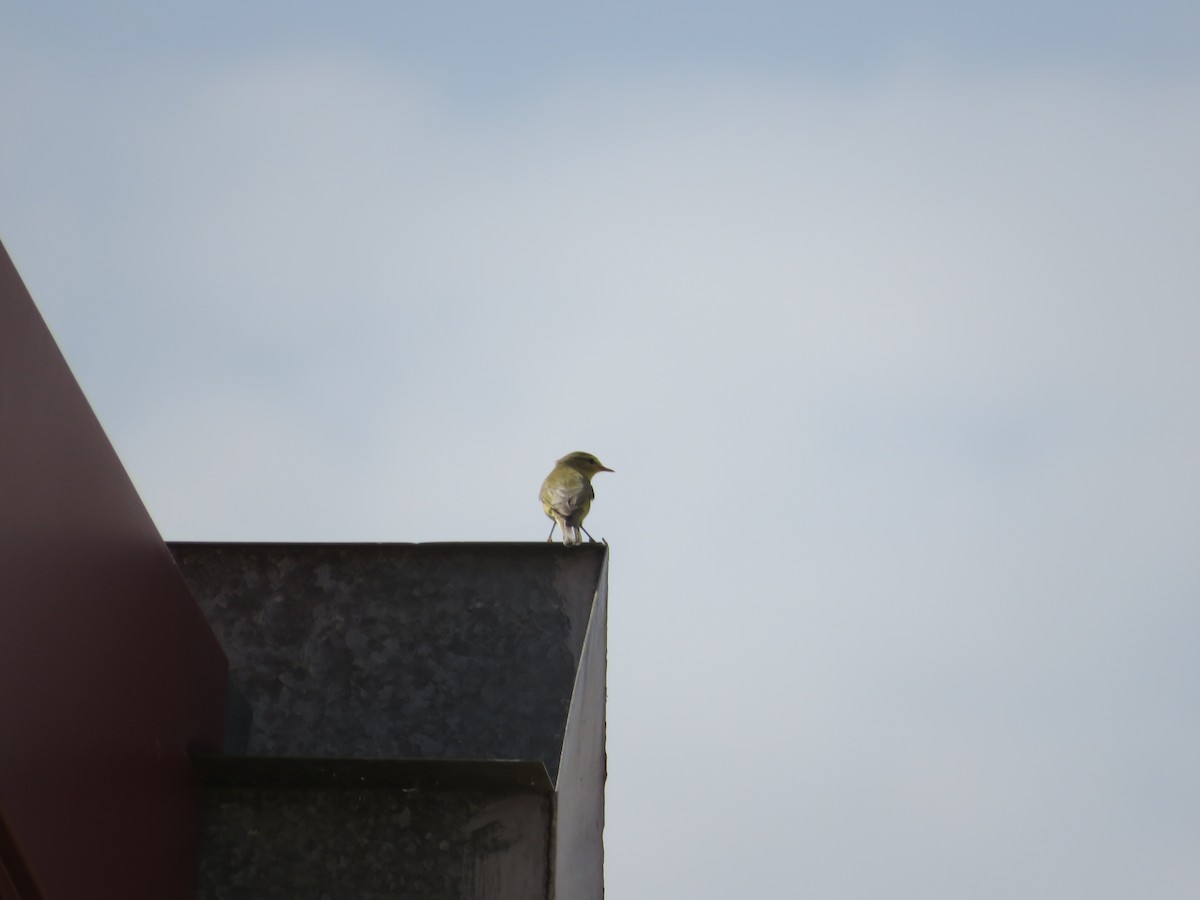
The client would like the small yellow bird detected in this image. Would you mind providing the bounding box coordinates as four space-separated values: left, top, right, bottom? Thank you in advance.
540 451 614 545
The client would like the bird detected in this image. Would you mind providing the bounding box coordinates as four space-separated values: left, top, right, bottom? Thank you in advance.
539 451 613 546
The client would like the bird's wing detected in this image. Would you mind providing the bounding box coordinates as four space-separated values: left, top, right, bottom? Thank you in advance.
541 471 588 517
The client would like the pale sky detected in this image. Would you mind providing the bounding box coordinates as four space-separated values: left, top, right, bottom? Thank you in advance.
3 4 1199 897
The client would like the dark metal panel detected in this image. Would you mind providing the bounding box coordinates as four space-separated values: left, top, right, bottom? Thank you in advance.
0 240 228 899
193 756 554 794
551 555 608 899
174 541 608 897
0 810 45 900
196 786 550 900
170 542 604 781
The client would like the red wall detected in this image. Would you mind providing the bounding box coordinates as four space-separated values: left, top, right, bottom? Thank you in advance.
0 240 228 899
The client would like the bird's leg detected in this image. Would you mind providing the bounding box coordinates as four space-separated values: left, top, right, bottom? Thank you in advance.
580 525 596 543
546 522 557 543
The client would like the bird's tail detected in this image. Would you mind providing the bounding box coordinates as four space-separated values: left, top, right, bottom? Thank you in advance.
564 524 582 546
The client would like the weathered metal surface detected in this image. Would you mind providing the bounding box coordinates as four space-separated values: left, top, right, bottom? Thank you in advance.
0 239 228 899
193 757 554 794
551 553 608 900
170 542 604 781
196 785 550 900
173 541 607 899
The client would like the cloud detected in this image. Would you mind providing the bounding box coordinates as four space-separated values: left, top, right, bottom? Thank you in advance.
4 55 1200 897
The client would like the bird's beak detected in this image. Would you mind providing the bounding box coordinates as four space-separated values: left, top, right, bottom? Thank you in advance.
600 465 614 473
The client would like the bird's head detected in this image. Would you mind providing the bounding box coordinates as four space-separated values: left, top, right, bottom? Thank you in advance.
558 451 614 476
